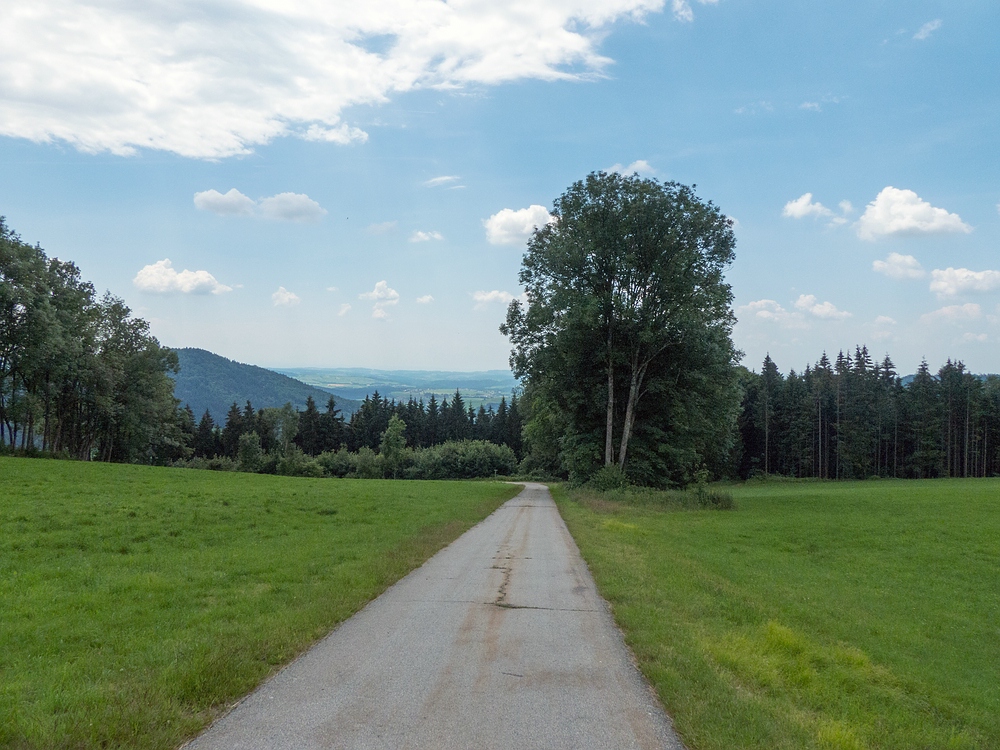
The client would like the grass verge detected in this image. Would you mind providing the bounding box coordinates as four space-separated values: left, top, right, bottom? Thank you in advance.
555 479 1000 750
0 457 519 749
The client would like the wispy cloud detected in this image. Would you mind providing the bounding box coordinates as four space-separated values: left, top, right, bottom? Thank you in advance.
410 230 444 243
913 19 942 41
424 175 460 187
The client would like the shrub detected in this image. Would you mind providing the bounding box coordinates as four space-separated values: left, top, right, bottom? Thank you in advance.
588 465 630 491
406 440 517 480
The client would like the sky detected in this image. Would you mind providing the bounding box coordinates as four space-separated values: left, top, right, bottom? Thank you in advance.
1 0 997 374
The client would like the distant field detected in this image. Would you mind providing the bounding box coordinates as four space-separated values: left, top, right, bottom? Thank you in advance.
0 457 518 749
556 479 1000 750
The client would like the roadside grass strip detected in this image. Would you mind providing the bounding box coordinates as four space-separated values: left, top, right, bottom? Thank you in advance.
555 480 1000 750
0 457 519 749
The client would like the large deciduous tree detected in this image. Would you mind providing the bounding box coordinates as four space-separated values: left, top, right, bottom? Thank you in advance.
501 172 741 485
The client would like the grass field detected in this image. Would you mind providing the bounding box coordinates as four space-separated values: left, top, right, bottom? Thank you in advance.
555 479 1000 750
0 457 519 750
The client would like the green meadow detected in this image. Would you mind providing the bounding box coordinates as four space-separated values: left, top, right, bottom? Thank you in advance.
555 479 1000 750
0 457 518 749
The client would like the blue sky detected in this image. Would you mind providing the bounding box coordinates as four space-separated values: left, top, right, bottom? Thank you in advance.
1 0 997 374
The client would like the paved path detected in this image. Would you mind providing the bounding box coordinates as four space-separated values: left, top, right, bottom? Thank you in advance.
184 483 684 750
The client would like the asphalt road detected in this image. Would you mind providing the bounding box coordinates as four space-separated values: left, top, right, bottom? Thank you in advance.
184 483 684 750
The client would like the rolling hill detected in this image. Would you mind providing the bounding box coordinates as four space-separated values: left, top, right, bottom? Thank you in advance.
171 348 361 421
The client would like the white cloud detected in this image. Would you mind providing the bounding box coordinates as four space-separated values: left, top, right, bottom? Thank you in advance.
338 303 351 316
873 252 926 280
132 259 232 295
326 286 339 292
360 280 399 318
839 200 854 215
800 102 821 112
410 230 444 243
258 193 327 222
366 221 397 234
962 332 988 343
929 267 1000 297
194 189 326 222
783 193 833 219
857 187 971 240
272 286 301 307
914 19 942 40
608 159 656 176
734 100 773 115
736 299 807 329
484 205 554 245
671 0 717 23
424 175 459 187
869 315 897 342
416 295 434 304
1 1 671 159
193 189 256 216
473 290 515 309
360 280 400 303
794 294 851 320
920 303 982 324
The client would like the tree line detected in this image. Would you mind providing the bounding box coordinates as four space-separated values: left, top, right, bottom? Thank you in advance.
735 348 1000 480
186 389 524 461
0 218 185 462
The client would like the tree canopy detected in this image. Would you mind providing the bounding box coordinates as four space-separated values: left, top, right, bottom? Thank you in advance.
502 172 741 486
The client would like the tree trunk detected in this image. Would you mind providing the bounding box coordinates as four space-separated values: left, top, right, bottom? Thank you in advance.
617 357 648 471
604 328 615 466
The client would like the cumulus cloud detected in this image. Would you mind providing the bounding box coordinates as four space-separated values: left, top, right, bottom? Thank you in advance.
193 189 256 216
360 280 399 318
873 252 926 280
424 175 460 187
735 299 807 329
914 19 942 40
409 230 444 242
360 280 400 303
1 1 672 159
783 193 833 219
416 295 434 304
272 286 301 307
856 187 971 240
608 159 656 176
194 189 326 222
484 205 554 245
929 267 1000 297
472 290 516 309
920 303 981 324
132 259 232 295
794 294 851 320
258 193 327 222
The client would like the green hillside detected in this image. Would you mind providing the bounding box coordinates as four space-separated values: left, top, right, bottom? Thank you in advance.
171 348 360 421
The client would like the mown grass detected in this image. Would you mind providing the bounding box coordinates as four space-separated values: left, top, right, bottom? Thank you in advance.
0 456 519 749
555 479 1000 750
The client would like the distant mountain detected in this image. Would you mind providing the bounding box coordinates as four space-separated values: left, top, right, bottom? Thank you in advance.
171 348 361 421
276 366 519 409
